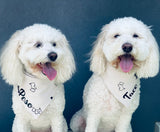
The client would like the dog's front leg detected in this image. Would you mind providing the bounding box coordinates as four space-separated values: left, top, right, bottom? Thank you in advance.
12 116 30 132
115 112 132 132
85 112 100 132
51 114 67 132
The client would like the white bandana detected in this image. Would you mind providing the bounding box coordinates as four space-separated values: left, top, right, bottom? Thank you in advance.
17 73 56 119
102 66 140 107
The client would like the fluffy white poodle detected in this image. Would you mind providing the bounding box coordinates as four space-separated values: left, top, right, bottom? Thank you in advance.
70 17 159 132
0 24 75 132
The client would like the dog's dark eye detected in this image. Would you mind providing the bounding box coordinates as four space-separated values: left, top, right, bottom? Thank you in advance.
133 34 139 38
52 43 56 47
35 42 42 48
114 34 120 38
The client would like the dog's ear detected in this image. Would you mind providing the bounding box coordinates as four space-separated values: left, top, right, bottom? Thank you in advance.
0 30 24 85
55 35 76 83
90 26 107 75
137 31 159 78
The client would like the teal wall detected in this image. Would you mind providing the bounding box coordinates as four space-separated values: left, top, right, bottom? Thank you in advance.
0 0 160 131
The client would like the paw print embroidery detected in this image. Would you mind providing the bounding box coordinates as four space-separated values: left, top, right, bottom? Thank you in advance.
118 82 126 91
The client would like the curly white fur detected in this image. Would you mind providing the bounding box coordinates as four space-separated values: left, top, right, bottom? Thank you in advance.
0 24 75 132
70 17 159 132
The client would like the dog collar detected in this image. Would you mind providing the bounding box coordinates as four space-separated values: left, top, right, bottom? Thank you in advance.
102 66 140 107
17 74 56 119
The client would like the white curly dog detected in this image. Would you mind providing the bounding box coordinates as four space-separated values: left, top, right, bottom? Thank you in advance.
70 17 159 132
0 24 75 132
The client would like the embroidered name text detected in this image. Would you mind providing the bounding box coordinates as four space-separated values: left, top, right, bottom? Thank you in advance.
123 84 138 99
17 86 42 115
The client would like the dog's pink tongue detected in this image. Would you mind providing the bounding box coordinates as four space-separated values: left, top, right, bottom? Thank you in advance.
119 55 133 73
42 63 57 81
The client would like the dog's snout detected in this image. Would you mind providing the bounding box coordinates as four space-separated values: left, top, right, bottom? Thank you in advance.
48 52 57 61
122 43 133 53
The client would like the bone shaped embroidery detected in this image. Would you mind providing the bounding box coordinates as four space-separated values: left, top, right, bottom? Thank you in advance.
118 82 126 91
29 82 37 92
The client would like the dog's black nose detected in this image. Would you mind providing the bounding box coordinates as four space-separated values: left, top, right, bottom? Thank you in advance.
48 52 57 61
122 43 133 53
